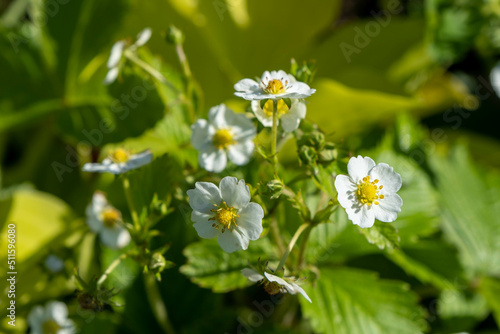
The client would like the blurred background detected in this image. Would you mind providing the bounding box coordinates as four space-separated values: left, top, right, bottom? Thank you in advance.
1 0 500 333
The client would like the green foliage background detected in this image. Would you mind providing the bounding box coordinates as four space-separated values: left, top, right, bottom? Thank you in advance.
1 0 500 333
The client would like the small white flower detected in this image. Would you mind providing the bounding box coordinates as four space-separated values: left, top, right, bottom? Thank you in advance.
491 61 500 98
86 192 131 249
334 156 403 228
251 99 306 132
27 301 75 334
234 70 315 101
191 104 256 173
104 28 152 85
241 268 311 303
45 255 64 273
187 176 264 253
82 148 153 175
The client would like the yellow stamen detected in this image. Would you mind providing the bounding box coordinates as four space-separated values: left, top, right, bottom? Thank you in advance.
42 320 61 334
101 207 121 227
263 99 289 117
263 280 282 295
357 175 384 206
209 201 238 232
265 79 286 94
212 129 234 149
109 148 130 163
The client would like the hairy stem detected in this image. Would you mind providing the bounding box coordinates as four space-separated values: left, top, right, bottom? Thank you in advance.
122 175 140 231
276 223 310 272
144 274 176 334
97 252 128 287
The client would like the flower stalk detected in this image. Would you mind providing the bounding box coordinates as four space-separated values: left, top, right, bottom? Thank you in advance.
276 222 310 272
271 99 279 173
122 175 140 231
144 273 176 334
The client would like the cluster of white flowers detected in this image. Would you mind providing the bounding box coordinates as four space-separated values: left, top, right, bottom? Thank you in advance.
104 28 152 85
28 301 75 334
86 192 131 249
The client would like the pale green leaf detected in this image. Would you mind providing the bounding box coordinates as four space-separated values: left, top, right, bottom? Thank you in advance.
360 221 400 250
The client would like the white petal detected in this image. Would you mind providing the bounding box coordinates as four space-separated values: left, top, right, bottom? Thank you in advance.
191 119 212 150
290 282 312 303
241 268 264 282
334 175 357 210
234 91 277 101
289 99 306 118
346 205 376 228
82 162 121 174
236 202 263 240
347 156 376 183
100 227 131 249
280 113 300 132
134 28 152 47
192 210 219 239
187 182 221 213
58 319 76 334
264 272 288 286
45 301 68 324
208 104 231 129
125 150 153 171
230 112 256 142
260 71 272 83
373 194 403 222
217 229 249 253
199 147 227 173
234 78 259 92
287 81 314 95
251 100 273 127
227 141 254 166
276 70 289 80
219 176 250 209
491 62 500 98
27 306 45 332
369 163 402 193
103 67 119 85
107 41 124 68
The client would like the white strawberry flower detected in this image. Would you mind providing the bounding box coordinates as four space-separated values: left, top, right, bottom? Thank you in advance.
86 192 131 249
27 301 75 334
251 99 306 132
191 104 256 173
187 176 264 253
82 148 152 175
334 156 403 228
241 268 311 303
234 70 315 101
104 28 152 85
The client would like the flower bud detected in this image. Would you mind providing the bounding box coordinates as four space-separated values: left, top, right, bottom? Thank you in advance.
166 25 184 45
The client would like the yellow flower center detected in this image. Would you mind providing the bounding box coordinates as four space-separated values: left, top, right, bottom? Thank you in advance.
265 79 286 94
263 99 289 117
357 176 384 205
212 129 234 149
42 319 61 334
101 207 121 227
209 201 239 233
109 148 130 163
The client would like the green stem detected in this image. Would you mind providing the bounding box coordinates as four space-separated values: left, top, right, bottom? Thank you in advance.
144 274 176 334
297 224 313 268
276 223 310 272
122 175 140 231
271 99 279 174
97 252 128 287
270 216 285 255
175 43 196 123
124 50 181 95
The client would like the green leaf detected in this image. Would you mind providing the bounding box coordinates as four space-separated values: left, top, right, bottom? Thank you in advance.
386 241 463 290
479 276 500 328
359 221 400 250
180 238 273 293
438 289 489 332
430 145 500 277
300 268 427 334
